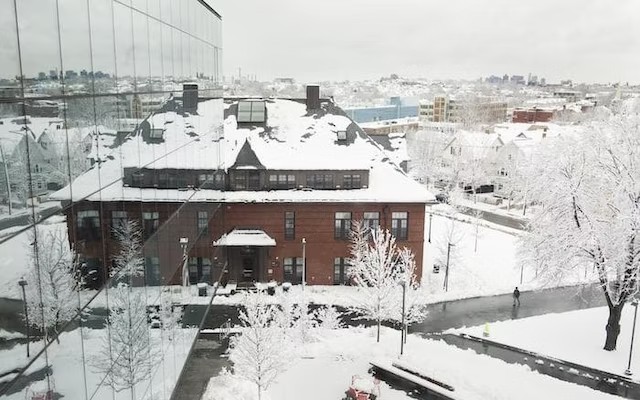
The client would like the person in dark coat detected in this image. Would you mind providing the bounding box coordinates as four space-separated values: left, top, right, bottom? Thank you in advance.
513 287 521 306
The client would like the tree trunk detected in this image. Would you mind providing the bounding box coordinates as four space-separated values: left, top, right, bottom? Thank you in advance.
604 303 624 351
377 317 381 343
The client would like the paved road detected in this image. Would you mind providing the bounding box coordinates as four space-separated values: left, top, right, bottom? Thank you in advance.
458 205 528 230
411 284 604 334
0 204 61 231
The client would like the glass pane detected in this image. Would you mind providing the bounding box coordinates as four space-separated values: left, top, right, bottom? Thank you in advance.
132 7 151 91
113 2 135 89
15 0 63 96
0 0 22 114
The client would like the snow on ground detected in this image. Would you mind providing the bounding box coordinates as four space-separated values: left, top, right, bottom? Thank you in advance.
0 327 197 400
0 328 25 341
0 217 68 300
202 326 617 400
420 208 596 303
457 306 640 379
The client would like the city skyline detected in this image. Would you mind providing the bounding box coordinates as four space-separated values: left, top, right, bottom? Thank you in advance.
216 0 640 85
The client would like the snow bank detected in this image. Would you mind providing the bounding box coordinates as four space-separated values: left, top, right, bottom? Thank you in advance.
458 306 640 378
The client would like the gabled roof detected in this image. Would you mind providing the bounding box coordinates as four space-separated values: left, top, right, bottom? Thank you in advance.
51 98 434 204
444 131 503 160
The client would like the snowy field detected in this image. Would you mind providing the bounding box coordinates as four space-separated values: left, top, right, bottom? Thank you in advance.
458 306 640 379
1 327 197 400
202 326 618 400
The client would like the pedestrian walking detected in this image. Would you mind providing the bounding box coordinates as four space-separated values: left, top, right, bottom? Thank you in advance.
513 287 521 306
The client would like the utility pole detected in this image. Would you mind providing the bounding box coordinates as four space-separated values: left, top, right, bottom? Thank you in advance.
0 144 12 215
444 243 454 292
400 281 406 355
301 238 306 291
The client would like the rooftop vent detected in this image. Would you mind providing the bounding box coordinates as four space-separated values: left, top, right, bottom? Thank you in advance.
306 85 320 111
183 83 198 113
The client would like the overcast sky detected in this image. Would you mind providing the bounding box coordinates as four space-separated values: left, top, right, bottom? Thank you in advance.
215 0 640 84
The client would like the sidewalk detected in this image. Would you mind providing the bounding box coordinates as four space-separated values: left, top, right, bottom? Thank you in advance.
437 333 640 399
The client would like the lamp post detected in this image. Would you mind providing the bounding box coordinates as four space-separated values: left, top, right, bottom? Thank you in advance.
400 281 406 356
520 263 524 285
180 237 189 287
18 277 29 358
443 243 454 292
428 212 433 243
625 299 639 376
301 238 306 291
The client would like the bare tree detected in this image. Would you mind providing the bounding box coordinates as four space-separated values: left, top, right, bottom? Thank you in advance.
389 248 428 335
522 108 640 350
94 284 154 395
93 218 154 396
348 222 401 342
26 225 78 343
111 220 144 285
228 292 290 400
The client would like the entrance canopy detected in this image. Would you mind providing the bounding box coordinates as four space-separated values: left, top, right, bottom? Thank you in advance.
213 229 276 247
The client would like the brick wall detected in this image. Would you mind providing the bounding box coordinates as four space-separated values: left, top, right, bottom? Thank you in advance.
67 200 426 286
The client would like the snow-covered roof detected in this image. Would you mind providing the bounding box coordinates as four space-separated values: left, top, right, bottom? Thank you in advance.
0 116 64 155
51 98 433 204
213 229 276 247
445 131 503 159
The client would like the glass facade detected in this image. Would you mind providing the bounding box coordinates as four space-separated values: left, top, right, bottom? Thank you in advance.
0 1 221 399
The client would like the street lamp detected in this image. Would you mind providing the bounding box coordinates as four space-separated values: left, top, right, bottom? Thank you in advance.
625 299 639 376
520 263 524 285
301 238 306 291
443 243 455 292
399 280 406 356
180 237 189 287
428 213 433 243
18 277 29 358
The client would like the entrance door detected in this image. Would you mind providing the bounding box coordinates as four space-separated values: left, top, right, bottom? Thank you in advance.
239 247 258 282
241 255 255 282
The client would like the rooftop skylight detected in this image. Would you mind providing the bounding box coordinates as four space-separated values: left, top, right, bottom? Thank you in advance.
237 101 266 123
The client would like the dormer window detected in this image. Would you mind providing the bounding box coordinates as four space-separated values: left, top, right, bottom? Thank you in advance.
337 131 347 141
237 101 266 123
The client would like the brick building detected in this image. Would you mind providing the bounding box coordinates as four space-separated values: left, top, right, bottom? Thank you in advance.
53 86 433 288
512 108 555 123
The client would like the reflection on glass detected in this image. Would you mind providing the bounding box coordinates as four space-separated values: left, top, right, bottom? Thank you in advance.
0 1 222 398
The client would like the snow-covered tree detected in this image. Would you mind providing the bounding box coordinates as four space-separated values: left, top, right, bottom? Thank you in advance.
228 292 290 400
275 291 317 345
26 225 78 342
110 220 144 285
434 215 465 291
521 105 640 350
159 295 182 341
471 208 484 252
348 222 400 342
315 306 343 330
389 248 428 334
93 284 154 394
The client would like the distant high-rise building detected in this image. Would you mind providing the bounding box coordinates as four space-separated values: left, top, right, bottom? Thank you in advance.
510 75 525 85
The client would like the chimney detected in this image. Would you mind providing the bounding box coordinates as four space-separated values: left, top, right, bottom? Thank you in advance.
306 85 320 111
183 83 198 113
